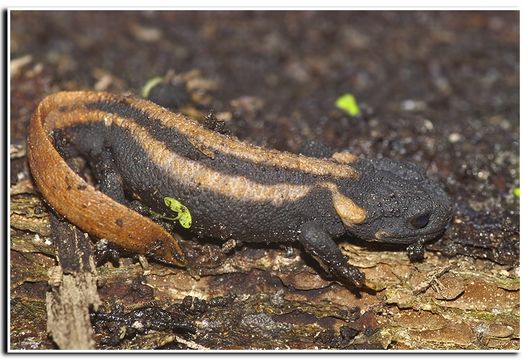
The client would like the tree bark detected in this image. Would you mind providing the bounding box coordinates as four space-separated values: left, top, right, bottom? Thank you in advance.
10 178 519 350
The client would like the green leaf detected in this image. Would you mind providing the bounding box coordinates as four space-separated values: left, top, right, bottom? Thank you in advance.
163 196 193 229
335 93 360 117
513 187 520 198
178 211 192 229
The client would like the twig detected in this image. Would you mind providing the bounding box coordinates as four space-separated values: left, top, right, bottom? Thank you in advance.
170 335 209 350
412 264 455 295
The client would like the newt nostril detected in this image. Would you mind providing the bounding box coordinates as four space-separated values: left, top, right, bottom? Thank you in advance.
409 212 431 229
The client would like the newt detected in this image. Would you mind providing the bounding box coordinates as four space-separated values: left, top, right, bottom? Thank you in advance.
27 91 453 287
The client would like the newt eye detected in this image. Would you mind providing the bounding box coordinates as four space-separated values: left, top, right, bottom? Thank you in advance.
409 212 430 229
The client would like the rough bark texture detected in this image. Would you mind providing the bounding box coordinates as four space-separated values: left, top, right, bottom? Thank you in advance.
45 272 100 349
45 216 101 349
10 182 519 350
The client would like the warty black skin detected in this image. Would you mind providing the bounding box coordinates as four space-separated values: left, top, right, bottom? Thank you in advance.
348 158 453 245
50 95 453 288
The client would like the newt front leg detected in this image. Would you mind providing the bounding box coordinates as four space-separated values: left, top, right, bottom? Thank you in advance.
299 222 365 287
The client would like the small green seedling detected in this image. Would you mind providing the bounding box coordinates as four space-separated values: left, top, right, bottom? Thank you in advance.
513 187 520 198
163 197 192 229
141 76 164 98
151 196 192 229
335 93 360 117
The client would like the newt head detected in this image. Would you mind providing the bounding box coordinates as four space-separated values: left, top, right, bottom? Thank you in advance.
344 158 453 245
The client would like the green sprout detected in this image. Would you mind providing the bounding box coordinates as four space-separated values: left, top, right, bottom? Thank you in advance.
151 196 192 229
141 76 164 98
335 93 360 117
513 187 520 198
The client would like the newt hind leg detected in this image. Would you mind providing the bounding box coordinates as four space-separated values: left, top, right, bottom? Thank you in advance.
51 127 186 267
86 147 186 265
87 147 127 204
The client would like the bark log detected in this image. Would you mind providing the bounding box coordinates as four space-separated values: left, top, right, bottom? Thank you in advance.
10 180 519 350
45 216 101 349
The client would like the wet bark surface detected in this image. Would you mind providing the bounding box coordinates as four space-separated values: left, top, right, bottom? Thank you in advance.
10 11 519 350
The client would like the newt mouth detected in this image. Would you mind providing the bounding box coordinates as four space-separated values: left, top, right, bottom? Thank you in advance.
374 228 446 244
